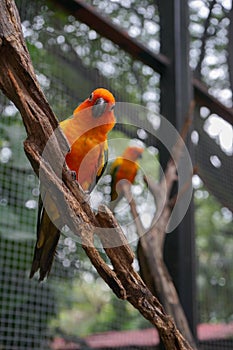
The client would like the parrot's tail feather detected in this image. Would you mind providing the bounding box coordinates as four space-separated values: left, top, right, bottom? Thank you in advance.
29 259 40 279
30 232 60 281
30 208 61 281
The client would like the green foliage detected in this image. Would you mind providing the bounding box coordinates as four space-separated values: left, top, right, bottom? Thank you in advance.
0 110 38 238
0 100 55 347
189 0 232 104
50 277 149 337
195 182 233 323
0 0 232 345
0 234 57 349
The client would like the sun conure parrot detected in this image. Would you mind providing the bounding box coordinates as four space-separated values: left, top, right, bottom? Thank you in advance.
110 146 144 208
30 88 116 281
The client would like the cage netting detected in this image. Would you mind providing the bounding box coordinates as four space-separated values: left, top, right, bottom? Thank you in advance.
0 0 232 349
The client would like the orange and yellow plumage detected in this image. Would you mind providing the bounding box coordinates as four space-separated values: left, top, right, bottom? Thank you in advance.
110 146 144 204
30 88 116 281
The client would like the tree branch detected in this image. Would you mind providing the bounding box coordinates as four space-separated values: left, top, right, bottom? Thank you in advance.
0 1 194 349
123 106 197 349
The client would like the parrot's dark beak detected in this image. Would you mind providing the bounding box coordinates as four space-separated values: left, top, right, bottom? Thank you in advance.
92 98 107 118
109 103 115 111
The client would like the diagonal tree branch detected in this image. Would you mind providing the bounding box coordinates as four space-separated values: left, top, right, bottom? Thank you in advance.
0 1 194 349
122 108 197 349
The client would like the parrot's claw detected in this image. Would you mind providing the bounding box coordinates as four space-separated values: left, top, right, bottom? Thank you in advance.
70 170 76 180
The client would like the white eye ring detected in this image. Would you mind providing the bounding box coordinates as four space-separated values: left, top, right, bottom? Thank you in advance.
88 92 94 101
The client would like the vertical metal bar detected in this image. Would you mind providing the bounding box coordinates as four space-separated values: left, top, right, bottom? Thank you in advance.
158 0 197 337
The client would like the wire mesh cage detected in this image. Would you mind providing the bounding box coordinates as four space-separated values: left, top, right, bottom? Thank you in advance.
0 0 233 350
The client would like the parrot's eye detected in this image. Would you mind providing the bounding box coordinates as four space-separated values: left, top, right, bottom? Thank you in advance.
88 93 94 101
92 98 107 118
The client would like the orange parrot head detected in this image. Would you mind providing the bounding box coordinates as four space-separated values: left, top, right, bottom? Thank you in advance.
73 88 116 134
122 146 144 161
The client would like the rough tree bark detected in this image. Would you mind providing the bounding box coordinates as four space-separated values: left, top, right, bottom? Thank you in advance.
122 112 197 350
0 1 194 349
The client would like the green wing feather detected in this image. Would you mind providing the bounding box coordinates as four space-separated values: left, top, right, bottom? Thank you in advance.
110 163 121 202
30 143 109 280
30 190 61 281
88 143 108 193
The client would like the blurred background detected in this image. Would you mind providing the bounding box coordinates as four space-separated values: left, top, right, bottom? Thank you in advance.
0 0 232 349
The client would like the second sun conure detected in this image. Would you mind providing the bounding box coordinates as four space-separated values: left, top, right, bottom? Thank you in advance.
110 146 144 207
30 88 116 281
